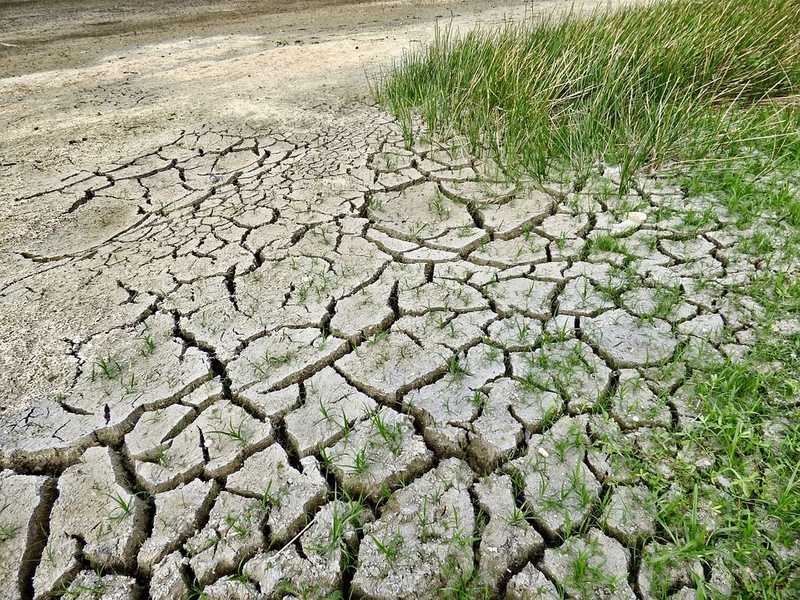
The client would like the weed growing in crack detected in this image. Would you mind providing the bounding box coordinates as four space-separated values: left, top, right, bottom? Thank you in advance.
367 195 385 212
648 286 683 321
229 564 253 586
319 447 335 470
259 480 281 510
367 330 389 346
209 419 250 445
106 491 136 524
140 333 156 357
41 538 59 567
316 501 365 557
93 355 122 382
339 411 353 440
438 556 491 600
371 412 403 455
503 504 528 528
568 542 620 596
0 524 20 542
224 512 251 538
446 354 469 380
417 496 435 542
448 526 477 550
122 372 137 395
371 532 404 564
456 225 475 238
513 318 532 343
61 579 107 598
567 462 594 512
317 398 331 422
429 190 450 220
468 389 485 409
350 446 370 474
482 343 501 363
186 579 209 600
519 369 547 394
591 234 627 255
409 221 429 241
151 444 172 468
269 350 295 368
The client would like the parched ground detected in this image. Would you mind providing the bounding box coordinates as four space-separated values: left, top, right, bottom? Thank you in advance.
1 1 797 599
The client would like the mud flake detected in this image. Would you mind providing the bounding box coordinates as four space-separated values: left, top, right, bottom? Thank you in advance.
610 370 671 430
67 312 213 423
134 400 273 492
471 235 549 268
506 563 561 599
185 491 266 584
228 328 348 392
329 283 394 342
242 500 368 598
398 278 488 314
511 339 611 414
124 403 196 460
404 343 504 456
202 578 261 600
476 189 553 239
285 367 376 457
583 308 677 367
474 473 543 589
509 416 599 538
237 384 299 421
601 484 656 545
620 287 697 323
441 180 516 204
329 407 433 501
138 479 216 572
558 276 615 317
0 400 103 468
34 447 146 598
0 471 49 600
660 237 715 261
468 378 561 472
484 277 558 319
148 551 189 600
226 445 327 543
352 458 475 600
62 572 139 600
394 309 495 351
335 331 449 402
638 542 704 600
540 528 636 599
538 211 585 236
369 181 473 241
677 313 725 343
487 316 543 350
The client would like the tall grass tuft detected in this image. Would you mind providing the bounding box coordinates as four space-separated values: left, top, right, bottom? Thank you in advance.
377 0 800 187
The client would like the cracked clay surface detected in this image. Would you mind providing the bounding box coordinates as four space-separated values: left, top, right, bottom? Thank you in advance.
3 104 796 599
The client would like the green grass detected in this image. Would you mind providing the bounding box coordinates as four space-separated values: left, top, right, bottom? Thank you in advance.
655 333 800 597
377 1 800 597
377 0 800 191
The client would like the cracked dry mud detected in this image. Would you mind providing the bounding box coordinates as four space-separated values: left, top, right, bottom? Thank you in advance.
1 104 796 600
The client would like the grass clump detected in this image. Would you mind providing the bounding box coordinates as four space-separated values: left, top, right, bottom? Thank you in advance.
662 334 800 597
377 0 800 188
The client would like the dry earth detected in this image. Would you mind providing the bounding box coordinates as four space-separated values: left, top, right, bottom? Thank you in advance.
0 0 780 599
